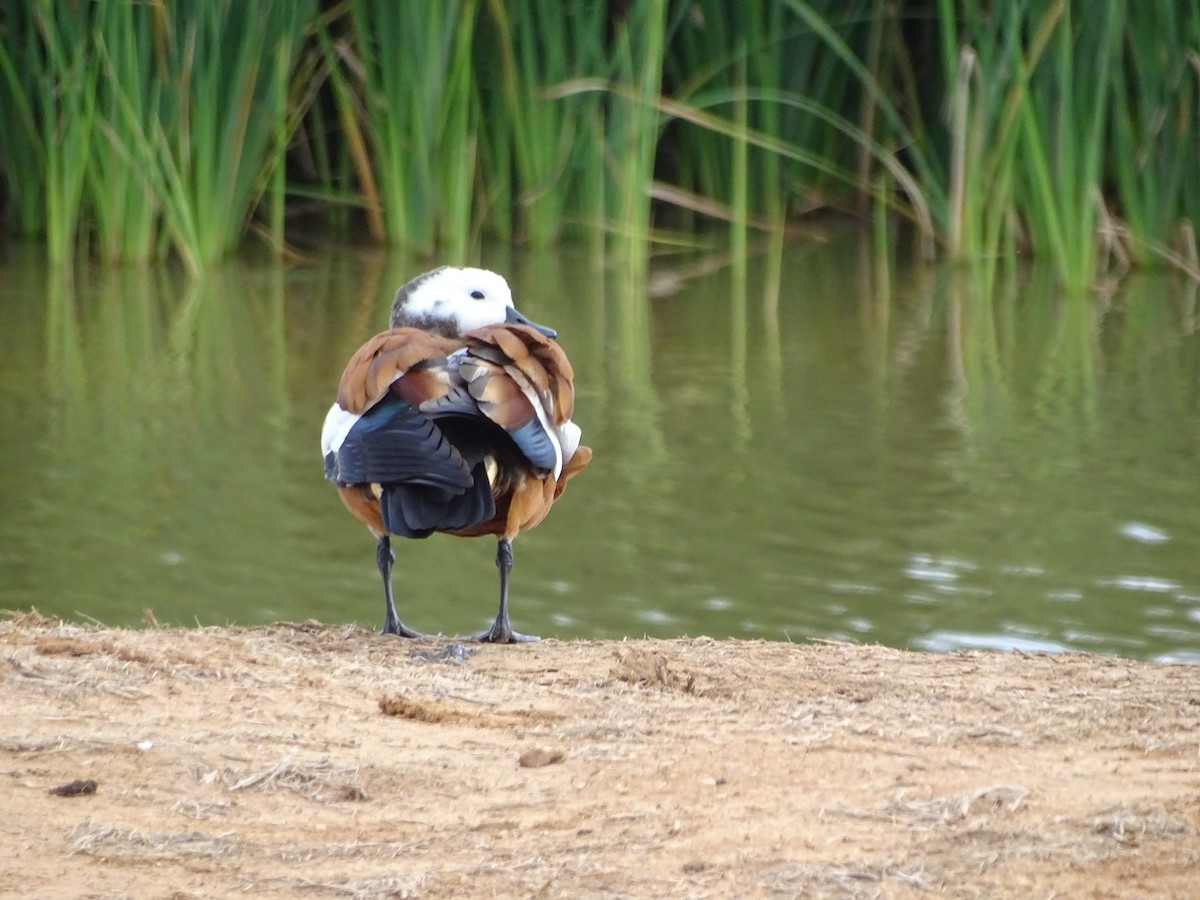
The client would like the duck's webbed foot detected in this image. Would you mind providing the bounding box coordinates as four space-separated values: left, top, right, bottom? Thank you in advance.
377 535 426 638
475 538 539 643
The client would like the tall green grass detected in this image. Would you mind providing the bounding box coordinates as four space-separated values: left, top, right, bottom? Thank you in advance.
478 1 609 246
1 0 310 275
932 0 1195 290
1110 2 1200 271
1 1 1198 287
0 0 100 265
0 3 50 239
663 1 880 228
318 1 479 257
90 2 163 266
109 1 312 273
607 0 668 274
1010 1 1123 293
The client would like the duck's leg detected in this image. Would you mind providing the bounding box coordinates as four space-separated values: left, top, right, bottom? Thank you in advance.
477 538 539 643
377 535 425 638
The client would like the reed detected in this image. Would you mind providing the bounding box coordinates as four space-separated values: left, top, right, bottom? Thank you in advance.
478 1 608 246
18 0 99 265
938 0 1028 292
663 1 887 231
1013 2 1123 293
1109 2 1200 270
89 2 163 265
606 0 668 276
935 0 1134 291
0 1 1198 287
0 4 49 239
319 0 479 256
0 0 310 273
145 1 312 272
779 0 944 256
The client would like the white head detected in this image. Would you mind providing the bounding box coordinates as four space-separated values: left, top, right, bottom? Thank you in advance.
390 266 517 336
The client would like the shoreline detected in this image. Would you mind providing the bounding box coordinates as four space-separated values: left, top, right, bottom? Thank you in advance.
4 613 1197 897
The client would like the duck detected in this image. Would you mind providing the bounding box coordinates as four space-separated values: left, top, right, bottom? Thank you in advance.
320 266 591 643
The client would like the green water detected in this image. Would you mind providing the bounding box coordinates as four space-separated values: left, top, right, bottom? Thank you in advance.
1 237 1197 660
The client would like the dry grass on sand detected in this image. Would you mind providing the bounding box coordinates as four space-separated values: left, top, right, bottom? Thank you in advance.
2 611 1198 898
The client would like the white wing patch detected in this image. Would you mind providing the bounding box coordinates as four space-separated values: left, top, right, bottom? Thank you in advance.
558 420 582 466
321 404 361 456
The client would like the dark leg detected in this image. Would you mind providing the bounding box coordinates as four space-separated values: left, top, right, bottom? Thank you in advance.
377 535 424 638
476 538 539 643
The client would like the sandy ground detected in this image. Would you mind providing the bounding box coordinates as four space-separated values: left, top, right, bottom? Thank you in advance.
2 612 1198 899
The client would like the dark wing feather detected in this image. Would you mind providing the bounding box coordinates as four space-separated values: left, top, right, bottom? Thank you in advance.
418 383 481 419
382 462 496 538
331 329 506 537
331 393 472 493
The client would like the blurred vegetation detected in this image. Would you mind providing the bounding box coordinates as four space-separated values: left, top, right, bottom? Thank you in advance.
0 0 1197 288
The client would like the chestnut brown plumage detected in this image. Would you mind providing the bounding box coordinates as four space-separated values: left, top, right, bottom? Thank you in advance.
321 267 590 642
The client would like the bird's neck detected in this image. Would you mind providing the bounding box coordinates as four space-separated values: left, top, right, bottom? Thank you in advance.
390 311 462 339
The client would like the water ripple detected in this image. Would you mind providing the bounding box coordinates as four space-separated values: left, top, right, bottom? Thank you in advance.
905 554 975 584
1097 576 1181 594
1118 521 1171 544
913 631 1070 654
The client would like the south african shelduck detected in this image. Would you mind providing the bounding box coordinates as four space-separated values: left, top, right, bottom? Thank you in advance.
321 267 591 642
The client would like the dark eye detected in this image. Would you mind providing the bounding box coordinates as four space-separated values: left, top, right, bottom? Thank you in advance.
470 290 485 300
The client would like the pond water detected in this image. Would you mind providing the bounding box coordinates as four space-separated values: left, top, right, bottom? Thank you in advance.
1 235 1198 661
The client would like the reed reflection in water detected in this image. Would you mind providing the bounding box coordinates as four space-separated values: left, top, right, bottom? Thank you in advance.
0 237 1197 661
